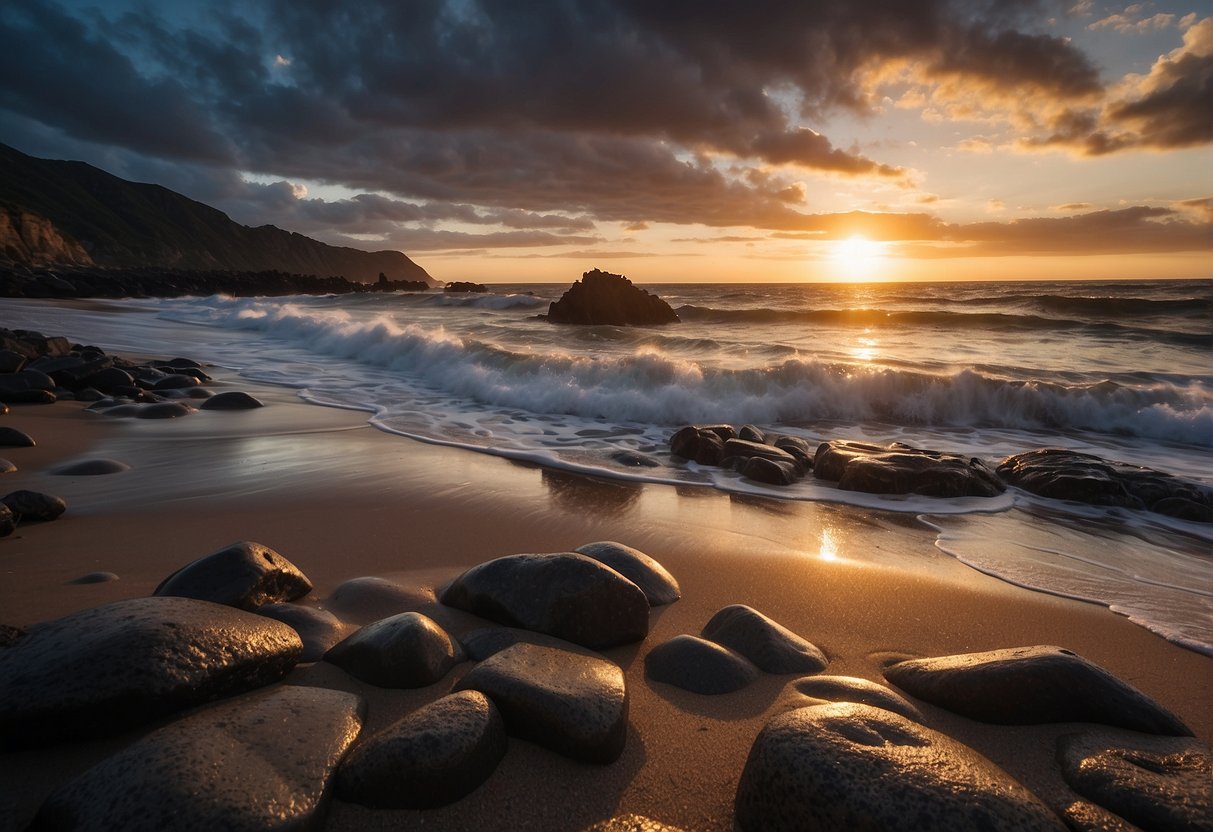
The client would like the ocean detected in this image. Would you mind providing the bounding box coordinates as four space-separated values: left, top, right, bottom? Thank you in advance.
5 278 1212 653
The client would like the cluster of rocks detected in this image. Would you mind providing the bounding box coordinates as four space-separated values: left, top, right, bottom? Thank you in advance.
0 422 68 537
547 269 680 326
1 265 429 299
2 529 1209 829
670 423 1213 521
0 538 681 826
444 281 488 293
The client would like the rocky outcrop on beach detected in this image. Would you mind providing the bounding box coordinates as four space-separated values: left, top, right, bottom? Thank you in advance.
324 611 464 688
0 596 302 748
33 685 364 831
998 448 1213 522
735 703 1067 831
884 645 1193 736
547 269 680 325
444 281 488 293
153 540 314 611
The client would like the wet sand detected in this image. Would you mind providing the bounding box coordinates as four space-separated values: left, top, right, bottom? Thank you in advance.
1 372 1209 831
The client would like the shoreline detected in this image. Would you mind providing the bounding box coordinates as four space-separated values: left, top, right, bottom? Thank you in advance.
2 365 1210 830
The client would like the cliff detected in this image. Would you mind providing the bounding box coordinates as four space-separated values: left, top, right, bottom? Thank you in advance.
0 144 434 286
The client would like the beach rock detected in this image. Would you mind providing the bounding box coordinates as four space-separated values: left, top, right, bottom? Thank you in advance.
154 540 313 611
574 540 681 606
998 448 1213 522
701 604 828 674
456 642 628 763
0 458 14 473
735 703 1066 831
151 372 200 390
1 489 66 522
326 575 435 622
0 596 302 747
0 504 14 536
1057 732 1212 832
445 281 488 293
609 449 661 467
255 603 346 662
0 401 7 414
324 611 464 688
814 440 1005 497
772 435 815 470
135 401 193 418
68 571 120 584
738 424 766 443
644 634 759 694
32 685 363 831
81 366 133 394
1060 800 1144 832
884 646 1192 736
50 458 130 476
787 675 924 722
723 438 802 469
741 455 800 485
584 815 690 832
0 349 24 373
199 391 264 410
439 552 649 649
670 426 729 465
336 690 506 809
72 386 105 402
0 426 35 447
547 269 679 326
19 368 55 391
460 626 602 661
0 387 56 403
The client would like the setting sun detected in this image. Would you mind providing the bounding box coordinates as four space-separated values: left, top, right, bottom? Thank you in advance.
832 235 887 281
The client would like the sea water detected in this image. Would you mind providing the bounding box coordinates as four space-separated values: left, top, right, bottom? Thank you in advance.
5 279 1211 651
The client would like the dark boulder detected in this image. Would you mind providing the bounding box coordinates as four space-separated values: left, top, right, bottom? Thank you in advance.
33 685 363 831
786 675 924 722
1057 731 1212 832
0 504 14 537
547 269 679 326
885 645 1192 736
701 604 828 674
439 552 650 649
735 703 1065 831
135 401 193 419
998 448 1213 522
644 635 759 695
456 642 628 763
255 603 346 662
444 281 489 293
324 611 464 688
154 540 313 611
573 540 681 606
49 458 130 476
336 690 506 809
815 440 1005 498
1 489 67 522
0 426 35 447
81 367 134 394
738 424 766 443
199 391 264 410
0 596 302 747
741 456 800 485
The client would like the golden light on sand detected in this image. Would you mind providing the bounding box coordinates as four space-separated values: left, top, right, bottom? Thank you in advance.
817 528 840 562
832 235 886 281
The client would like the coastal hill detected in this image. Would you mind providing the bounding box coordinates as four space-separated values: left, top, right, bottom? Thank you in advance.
0 144 434 286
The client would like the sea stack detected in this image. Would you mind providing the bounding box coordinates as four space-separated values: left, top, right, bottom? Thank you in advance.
547 269 679 326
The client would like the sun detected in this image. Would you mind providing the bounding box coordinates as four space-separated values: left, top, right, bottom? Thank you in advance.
832 234 886 281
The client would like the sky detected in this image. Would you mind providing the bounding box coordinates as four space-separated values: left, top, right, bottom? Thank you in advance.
1 0 1210 283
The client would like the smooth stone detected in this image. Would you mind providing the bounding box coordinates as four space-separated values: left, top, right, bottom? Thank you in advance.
701 604 828 674
0 458 14 473
0 596 302 748
50 458 130 476
1058 731 1212 832
644 634 759 695
0 350 25 373
815 439 1005 497
72 387 105 402
68 571 120 584
789 675 924 722
80 367 133 394
738 424 767 443
0 504 14 537
735 703 1066 831
456 642 628 763
326 576 435 622
0 388 56 404
33 685 364 831
0 402 7 414
19 368 55 391
440 552 649 650
0 426 35 447
1 489 67 522
182 387 214 399
255 603 346 662
741 455 800 485
336 690 506 809
135 401 193 418
584 815 690 831
1060 800 1144 832
723 438 799 468
884 645 1192 736
200 391 264 410
324 611 463 688
574 540 681 606
154 540 313 611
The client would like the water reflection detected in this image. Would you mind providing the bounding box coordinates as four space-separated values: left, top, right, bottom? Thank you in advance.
541 468 643 516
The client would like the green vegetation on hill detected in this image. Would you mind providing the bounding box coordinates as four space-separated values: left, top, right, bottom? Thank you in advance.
0 144 432 285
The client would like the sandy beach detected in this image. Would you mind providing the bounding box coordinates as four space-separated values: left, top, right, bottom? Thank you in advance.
1 362 1209 831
